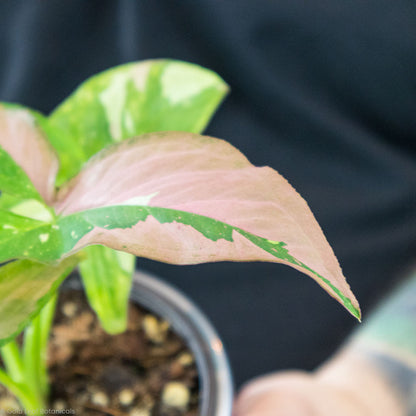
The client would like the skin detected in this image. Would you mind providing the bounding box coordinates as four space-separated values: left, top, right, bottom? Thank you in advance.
234 271 416 416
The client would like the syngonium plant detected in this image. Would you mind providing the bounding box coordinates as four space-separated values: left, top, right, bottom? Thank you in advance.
0 60 360 413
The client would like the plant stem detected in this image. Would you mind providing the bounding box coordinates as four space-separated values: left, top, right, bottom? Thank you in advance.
23 293 57 398
0 340 25 383
0 295 57 414
80 245 134 334
0 366 45 414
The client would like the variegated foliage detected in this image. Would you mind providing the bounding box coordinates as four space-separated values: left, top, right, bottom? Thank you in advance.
0 61 359 345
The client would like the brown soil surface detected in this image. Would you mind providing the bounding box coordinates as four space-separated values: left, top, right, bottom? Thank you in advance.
0 289 200 416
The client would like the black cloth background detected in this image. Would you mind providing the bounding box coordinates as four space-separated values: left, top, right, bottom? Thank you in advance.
0 0 415 387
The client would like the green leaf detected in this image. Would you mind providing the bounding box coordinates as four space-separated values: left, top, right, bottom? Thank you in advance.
47 60 229 185
79 245 134 334
0 211 49 250
0 144 55 228
0 256 81 347
0 217 61 264
0 146 43 202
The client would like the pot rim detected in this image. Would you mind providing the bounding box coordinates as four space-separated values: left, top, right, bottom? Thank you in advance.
130 270 234 416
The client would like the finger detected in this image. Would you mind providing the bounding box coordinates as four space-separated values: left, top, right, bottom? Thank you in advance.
233 372 318 416
233 371 371 416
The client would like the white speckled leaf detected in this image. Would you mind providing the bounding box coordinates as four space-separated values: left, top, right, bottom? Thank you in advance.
46 60 228 185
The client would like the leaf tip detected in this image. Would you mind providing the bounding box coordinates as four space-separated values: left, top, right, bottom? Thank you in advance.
346 300 362 322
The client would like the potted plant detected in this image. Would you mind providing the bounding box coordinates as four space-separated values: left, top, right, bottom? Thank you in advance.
0 60 360 415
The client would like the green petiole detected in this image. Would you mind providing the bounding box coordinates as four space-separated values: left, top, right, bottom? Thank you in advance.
23 293 57 399
0 295 57 415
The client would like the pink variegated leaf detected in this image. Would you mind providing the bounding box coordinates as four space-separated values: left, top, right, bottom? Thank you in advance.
50 132 359 319
0 104 58 204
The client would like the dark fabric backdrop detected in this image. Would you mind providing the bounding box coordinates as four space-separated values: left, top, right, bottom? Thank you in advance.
1 0 415 387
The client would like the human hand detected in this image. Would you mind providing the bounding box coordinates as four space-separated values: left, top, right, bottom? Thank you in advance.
233 350 404 416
